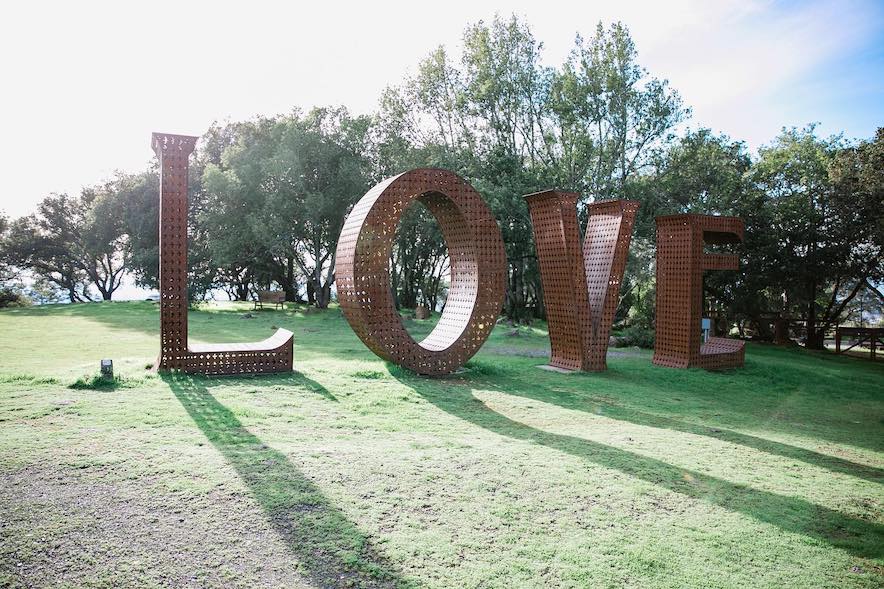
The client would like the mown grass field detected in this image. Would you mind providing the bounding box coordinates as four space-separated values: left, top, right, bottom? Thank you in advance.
0 301 882 588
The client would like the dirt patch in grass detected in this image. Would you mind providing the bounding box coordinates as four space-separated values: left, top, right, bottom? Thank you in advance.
0 464 403 588
485 346 549 358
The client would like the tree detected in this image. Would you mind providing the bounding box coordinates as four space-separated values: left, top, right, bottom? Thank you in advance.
118 170 159 289
548 22 689 200
0 213 11 282
274 108 371 308
201 118 278 300
377 15 555 320
80 184 130 300
5 206 93 302
627 129 772 334
390 204 449 310
376 15 688 320
203 108 371 308
0 213 28 307
829 127 884 319
5 188 132 302
750 126 882 348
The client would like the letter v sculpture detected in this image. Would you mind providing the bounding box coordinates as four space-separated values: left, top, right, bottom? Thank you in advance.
152 132 293 376
525 191 639 372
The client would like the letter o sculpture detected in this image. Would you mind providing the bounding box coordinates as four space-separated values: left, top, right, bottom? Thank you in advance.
336 168 507 375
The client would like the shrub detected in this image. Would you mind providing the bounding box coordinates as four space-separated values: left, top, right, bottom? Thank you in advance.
0 288 30 308
613 326 655 349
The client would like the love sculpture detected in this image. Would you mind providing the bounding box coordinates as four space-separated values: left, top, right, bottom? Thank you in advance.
153 131 744 376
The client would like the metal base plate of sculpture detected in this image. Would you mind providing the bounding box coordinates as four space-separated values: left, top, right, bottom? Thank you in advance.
653 214 744 370
336 168 506 376
152 132 293 376
525 191 638 372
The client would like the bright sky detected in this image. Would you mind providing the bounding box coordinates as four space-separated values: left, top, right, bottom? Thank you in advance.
1 0 882 219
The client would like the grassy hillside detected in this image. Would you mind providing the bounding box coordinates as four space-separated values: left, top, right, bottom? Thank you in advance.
0 302 882 588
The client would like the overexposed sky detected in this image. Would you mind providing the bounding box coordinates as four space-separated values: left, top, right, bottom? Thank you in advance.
0 0 882 219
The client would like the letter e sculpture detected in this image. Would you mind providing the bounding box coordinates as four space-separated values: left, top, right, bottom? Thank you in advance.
653 214 744 369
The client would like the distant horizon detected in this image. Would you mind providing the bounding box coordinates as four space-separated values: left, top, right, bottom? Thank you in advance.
1 0 882 219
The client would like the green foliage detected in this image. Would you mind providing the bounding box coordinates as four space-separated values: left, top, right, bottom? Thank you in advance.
68 373 152 391
201 108 371 307
613 325 656 349
628 129 758 332
4 185 135 302
0 213 10 284
69 374 122 391
829 128 884 324
747 126 882 346
377 15 687 321
391 203 448 309
549 22 689 199
352 370 387 380
0 287 29 308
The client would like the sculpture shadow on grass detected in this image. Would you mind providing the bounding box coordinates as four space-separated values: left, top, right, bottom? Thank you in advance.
258 371 340 402
476 346 884 455
468 369 884 484
164 373 409 589
389 368 884 560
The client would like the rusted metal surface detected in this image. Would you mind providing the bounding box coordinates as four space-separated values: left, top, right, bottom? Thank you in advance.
653 214 745 370
153 132 196 370
152 132 293 376
336 168 506 376
525 191 638 371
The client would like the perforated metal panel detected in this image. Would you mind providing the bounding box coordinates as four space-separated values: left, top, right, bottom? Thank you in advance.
154 133 196 371
336 168 506 376
525 191 638 372
653 214 745 370
152 132 293 376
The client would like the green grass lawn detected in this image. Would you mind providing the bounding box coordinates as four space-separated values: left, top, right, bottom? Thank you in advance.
0 301 881 588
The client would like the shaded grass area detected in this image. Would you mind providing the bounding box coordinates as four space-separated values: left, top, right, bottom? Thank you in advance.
165 374 407 588
390 368 884 559
0 302 882 588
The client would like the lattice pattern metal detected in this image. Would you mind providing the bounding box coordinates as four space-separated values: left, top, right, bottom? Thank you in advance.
653 214 745 370
336 168 506 376
152 132 293 376
525 191 638 371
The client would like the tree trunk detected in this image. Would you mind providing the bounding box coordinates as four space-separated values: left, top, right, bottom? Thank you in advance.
235 280 249 302
282 257 298 302
750 313 773 341
505 263 527 321
805 282 825 349
534 276 546 320
774 317 789 345
311 277 331 309
320 283 331 309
